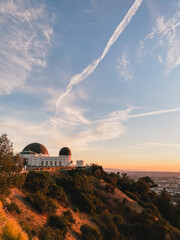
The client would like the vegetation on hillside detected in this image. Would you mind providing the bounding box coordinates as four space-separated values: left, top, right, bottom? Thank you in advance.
0 134 180 240
0 201 29 240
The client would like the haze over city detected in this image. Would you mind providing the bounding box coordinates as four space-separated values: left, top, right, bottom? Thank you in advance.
1 0 180 172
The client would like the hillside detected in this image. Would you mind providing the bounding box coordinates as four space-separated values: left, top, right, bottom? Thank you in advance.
0 165 180 240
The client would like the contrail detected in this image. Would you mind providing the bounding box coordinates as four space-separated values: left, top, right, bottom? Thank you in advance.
129 108 180 118
56 0 143 110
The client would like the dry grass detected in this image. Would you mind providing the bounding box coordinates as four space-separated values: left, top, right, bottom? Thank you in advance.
8 188 47 234
0 200 28 240
96 180 143 213
5 188 95 240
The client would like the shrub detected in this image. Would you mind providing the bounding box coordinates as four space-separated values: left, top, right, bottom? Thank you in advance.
136 179 150 197
73 190 104 214
0 175 11 196
5 203 21 214
24 171 53 194
113 214 125 228
99 213 118 240
80 224 102 240
39 226 64 240
47 215 68 237
89 164 107 179
28 191 57 215
10 174 26 189
48 184 68 204
139 177 158 188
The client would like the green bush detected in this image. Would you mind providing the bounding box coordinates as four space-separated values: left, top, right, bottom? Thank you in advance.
24 171 53 194
10 174 26 189
80 224 101 240
28 191 57 215
48 184 68 204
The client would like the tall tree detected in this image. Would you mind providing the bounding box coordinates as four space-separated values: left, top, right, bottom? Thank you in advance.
0 134 21 174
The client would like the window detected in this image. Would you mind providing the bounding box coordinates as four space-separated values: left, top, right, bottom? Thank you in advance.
50 161 52 166
41 161 44 166
46 161 48 166
59 161 61 166
55 161 57 166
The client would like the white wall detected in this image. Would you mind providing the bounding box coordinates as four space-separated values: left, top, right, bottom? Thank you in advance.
21 154 72 167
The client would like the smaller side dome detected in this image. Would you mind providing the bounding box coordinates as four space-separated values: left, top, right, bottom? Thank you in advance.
59 147 71 156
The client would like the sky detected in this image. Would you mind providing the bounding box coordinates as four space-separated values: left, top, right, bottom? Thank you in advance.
0 0 180 172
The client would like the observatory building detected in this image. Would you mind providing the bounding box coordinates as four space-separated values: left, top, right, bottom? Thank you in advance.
20 143 73 168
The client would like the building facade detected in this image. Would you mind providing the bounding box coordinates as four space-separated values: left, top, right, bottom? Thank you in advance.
20 143 73 168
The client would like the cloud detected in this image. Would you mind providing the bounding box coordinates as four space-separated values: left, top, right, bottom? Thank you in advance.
84 9 96 14
158 55 163 63
139 2 180 74
0 0 53 95
43 106 180 149
0 106 131 152
90 0 98 10
76 108 132 146
143 142 180 148
116 49 134 81
84 0 98 14
129 107 180 118
2 103 180 153
56 0 144 110
137 40 145 61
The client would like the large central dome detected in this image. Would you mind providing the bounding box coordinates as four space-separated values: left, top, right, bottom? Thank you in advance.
22 142 49 155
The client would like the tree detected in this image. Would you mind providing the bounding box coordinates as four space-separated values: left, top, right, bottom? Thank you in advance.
139 176 158 188
90 164 106 178
136 179 150 197
157 189 176 225
117 173 135 192
0 134 21 174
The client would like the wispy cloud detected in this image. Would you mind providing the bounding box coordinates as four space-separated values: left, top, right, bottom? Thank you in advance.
137 40 145 62
90 0 98 10
84 9 96 14
144 142 180 148
116 48 134 81
75 108 132 147
56 0 144 110
2 104 180 152
53 106 180 149
129 107 180 118
0 0 53 95
138 1 180 74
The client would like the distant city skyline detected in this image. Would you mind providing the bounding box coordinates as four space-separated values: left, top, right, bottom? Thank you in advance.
0 0 180 171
